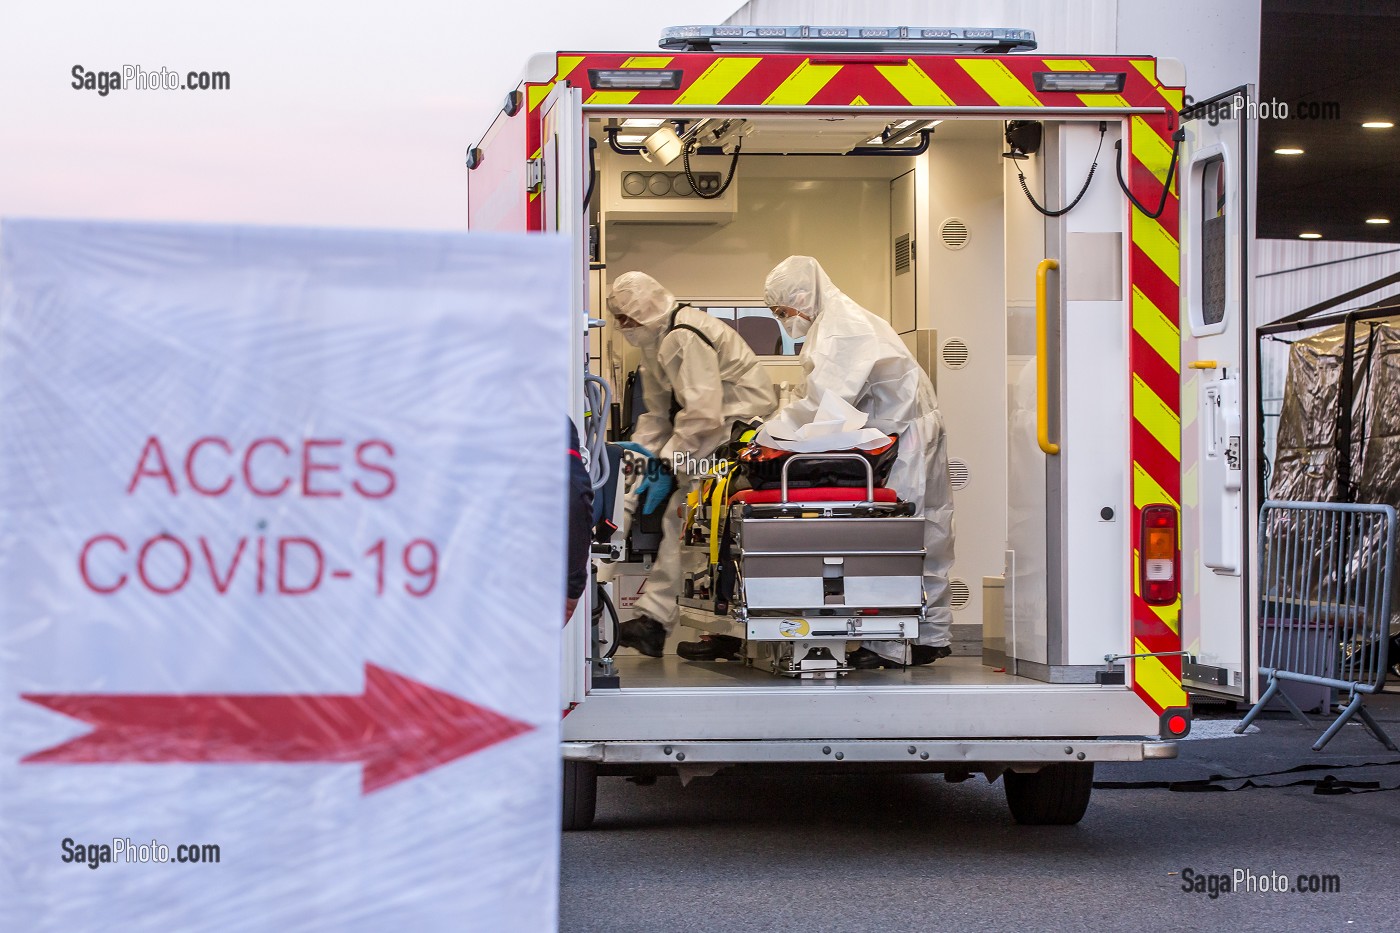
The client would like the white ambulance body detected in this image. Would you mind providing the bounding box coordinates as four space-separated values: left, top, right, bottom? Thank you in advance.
467 26 1259 827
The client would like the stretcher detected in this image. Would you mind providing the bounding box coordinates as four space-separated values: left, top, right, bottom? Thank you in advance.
677 453 927 678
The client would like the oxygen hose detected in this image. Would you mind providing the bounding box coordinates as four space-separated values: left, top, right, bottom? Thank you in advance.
583 373 612 491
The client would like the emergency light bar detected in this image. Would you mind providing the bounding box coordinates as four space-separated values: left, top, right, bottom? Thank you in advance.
659 25 1037 54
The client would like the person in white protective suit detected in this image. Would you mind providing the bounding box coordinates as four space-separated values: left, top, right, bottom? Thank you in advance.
607 271 778 660
762 256 955 667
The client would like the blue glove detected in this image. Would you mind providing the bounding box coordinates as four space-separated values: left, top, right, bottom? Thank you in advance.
614 441 654 458
636 469 676 515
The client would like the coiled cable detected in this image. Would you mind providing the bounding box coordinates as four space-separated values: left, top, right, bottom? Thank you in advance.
583 373 612 491
1016 122 1105 217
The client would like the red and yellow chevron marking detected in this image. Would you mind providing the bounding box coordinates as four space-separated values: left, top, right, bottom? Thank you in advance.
1126 106 1186 714
534 52 1188 712
554 52 1183 113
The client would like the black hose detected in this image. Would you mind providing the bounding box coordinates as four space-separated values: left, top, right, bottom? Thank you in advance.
683 137 741 200
1016 123 1105 217
596 582 622 659
583 137 598 213
1114 127 1186 219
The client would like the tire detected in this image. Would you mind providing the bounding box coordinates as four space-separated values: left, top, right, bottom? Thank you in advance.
562 760 598 831
1003 762 1094 825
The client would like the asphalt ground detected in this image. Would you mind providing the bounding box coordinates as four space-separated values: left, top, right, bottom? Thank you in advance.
561 692 1400 932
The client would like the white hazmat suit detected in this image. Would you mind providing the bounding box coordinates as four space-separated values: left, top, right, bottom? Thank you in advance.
608 271 778 632
761 256 955 659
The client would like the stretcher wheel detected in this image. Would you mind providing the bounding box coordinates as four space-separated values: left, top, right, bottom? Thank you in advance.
1003 762 1094 825
562 760 598 831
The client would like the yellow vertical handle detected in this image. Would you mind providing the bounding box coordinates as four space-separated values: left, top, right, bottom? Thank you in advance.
1036 259 1061 456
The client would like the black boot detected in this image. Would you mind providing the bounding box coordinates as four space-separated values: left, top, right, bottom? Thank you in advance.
617 616 666 658
846 647 890 669
910 644 952 666
848 645 952 669
676 634 743 661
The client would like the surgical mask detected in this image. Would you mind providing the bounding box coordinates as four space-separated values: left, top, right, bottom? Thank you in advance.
621 322 662 349
781 313 812 340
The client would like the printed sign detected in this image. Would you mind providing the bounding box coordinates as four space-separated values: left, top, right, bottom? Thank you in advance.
0 220 571 931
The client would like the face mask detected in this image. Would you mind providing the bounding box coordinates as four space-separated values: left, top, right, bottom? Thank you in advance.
781 313 812 340
621 322 662 349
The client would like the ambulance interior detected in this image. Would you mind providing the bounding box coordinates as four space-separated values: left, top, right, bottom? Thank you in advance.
586 111 1131 693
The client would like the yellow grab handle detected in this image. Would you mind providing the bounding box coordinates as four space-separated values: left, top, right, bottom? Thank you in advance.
708 472 732 565
1188 360 1218 370
1036 258 1061 456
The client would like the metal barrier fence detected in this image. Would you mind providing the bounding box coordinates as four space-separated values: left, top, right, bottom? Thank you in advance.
1236 500 1397 751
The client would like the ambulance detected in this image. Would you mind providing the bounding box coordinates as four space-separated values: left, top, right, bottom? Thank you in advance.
466 25 1258 828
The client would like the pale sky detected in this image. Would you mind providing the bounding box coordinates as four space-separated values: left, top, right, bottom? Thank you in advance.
0 1 742 230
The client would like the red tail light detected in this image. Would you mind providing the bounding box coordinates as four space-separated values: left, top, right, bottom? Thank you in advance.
1139 504 1179 606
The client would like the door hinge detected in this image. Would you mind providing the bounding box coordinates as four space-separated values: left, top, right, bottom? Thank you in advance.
526 158 545 192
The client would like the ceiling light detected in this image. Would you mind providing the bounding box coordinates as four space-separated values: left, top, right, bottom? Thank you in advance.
1299 232 1322 239
1366 218 1391 225
622 118 665 129
1362 121 1394 129
1274 147 1304 155
639 126 685 166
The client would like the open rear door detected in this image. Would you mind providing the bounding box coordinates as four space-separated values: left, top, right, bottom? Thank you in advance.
540 83 591 706
1178 87 1257 699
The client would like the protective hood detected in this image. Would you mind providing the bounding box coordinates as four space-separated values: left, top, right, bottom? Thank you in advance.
764 255 843 320
760 252 952 662
608 271 673 349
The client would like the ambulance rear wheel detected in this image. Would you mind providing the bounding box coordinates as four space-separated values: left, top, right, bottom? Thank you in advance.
562 760 598 831
1003 762 1094 825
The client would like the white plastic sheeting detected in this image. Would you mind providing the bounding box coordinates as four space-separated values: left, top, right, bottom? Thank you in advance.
0 220 571 931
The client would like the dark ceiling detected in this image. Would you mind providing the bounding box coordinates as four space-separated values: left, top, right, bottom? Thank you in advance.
1258 0 1400 242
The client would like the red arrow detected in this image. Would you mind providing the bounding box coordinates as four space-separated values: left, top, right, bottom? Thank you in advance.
21 663 533 793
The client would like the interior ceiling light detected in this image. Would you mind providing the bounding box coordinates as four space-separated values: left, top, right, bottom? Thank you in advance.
1274 147 1304 155
621 118 665 129
1361 121 1394 129
1366 218 1391 225
1299 232 1322 239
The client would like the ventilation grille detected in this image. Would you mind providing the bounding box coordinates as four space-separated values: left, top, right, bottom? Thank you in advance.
949 578 972 611
894 233 912 275
940 338 970 370
948 458 970 490
940 218 970 250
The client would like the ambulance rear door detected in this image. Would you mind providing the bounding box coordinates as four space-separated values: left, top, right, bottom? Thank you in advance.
540 81 591 705
1178 86 1257 700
